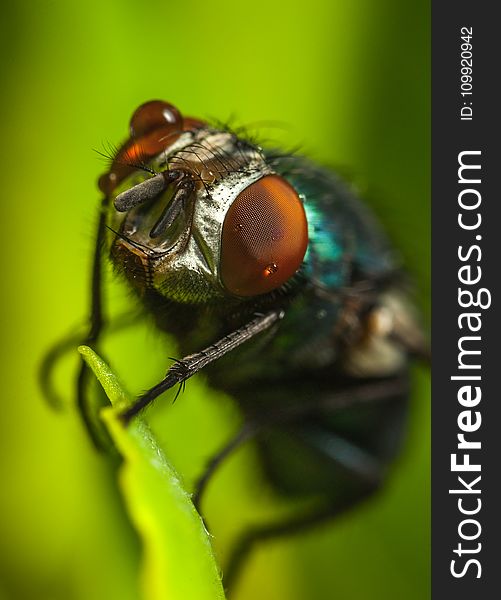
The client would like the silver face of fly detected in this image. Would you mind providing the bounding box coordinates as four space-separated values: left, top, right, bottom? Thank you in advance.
107 113 308 303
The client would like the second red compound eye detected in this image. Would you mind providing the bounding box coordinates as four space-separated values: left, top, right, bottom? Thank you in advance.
220 175 308 297
129 100 182 138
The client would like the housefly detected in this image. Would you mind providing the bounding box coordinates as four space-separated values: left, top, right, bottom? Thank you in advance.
41 100 428 590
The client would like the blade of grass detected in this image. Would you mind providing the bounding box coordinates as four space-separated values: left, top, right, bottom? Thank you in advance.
79 345 225 600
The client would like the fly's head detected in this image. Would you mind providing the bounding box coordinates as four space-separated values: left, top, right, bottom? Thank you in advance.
100 101 309 304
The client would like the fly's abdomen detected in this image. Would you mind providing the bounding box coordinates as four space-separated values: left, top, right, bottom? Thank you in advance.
225 371 409 499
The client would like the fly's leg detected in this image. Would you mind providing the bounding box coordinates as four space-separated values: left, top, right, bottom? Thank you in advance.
39 327 87 409
193 377 407 514
38 197 110 446
39 311 138 410
224 489 378 595
216 374 411 592
185 376 408 591
121 310 284 422
223 427 384 594
76 198 110 448
192 422 260 513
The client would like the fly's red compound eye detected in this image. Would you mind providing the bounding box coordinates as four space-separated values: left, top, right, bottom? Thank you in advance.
129 100 182 138
127 100 184 157
98 100 208 195
221 175 308 297
99 101 185 195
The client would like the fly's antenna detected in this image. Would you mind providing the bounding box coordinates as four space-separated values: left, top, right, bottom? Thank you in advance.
149 178 195 239
114 170 182 212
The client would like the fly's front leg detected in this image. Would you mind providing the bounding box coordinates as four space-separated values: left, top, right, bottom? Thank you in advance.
121 310 284 423
77 197 110 448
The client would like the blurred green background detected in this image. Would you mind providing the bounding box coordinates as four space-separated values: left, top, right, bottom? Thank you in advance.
0 1 429 599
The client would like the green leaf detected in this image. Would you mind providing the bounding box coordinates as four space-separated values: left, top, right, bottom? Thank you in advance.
78 345 226 600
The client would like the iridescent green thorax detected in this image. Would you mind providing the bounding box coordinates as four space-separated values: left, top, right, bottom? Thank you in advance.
273 156 396 292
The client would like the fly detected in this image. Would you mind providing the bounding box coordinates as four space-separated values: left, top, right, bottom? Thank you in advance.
41 100 429 592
